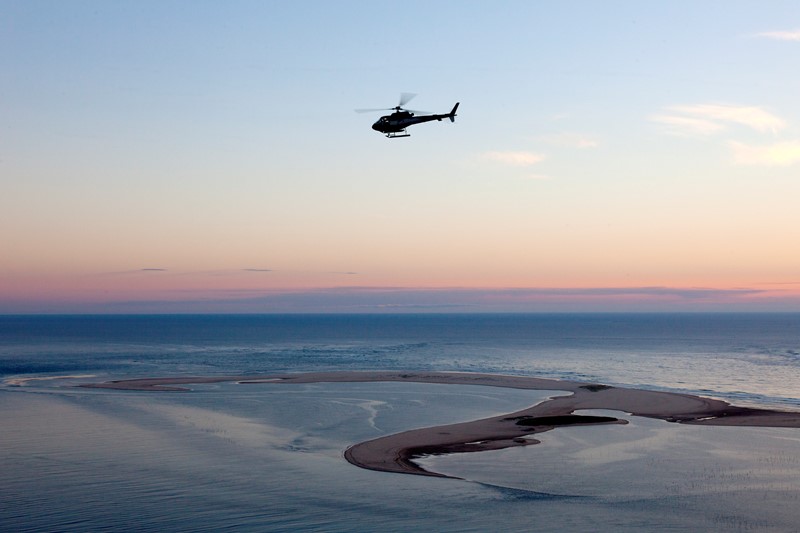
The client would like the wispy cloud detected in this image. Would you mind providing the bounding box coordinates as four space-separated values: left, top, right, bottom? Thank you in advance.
649 114 725 136
8 285 797 314
756 29 800 41
537 133 599 149
652 104 786 135
729 140 800 166
482 151 546 167
92 286 770 313
97 268 169 277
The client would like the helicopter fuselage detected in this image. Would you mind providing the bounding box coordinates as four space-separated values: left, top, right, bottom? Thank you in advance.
372 103 459 138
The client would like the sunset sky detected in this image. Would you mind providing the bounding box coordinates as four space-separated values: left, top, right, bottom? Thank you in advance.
3 1 800 312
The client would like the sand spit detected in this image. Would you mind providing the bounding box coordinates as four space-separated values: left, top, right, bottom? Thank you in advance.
81 371 800 478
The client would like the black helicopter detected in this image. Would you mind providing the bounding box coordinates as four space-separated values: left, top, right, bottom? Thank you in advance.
357 93 459 138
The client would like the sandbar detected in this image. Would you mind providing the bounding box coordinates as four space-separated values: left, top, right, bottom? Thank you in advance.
81 371 800 478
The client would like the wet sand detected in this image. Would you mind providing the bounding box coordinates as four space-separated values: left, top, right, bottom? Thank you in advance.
83 371 800 478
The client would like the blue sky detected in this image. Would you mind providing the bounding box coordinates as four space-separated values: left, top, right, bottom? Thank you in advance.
3 1 800 312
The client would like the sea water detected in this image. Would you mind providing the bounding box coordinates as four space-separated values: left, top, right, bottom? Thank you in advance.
1 314 799 531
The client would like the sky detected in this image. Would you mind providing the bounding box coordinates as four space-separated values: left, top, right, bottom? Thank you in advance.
2 1 800 313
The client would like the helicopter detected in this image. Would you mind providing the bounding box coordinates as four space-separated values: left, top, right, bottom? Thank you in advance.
356 93 459 138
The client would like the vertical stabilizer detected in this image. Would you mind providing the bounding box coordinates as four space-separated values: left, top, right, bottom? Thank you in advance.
449 102 460 122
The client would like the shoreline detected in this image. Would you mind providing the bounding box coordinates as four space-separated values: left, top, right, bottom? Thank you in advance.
81 371 800 478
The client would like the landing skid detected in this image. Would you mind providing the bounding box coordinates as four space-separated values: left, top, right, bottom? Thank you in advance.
386 130 410 138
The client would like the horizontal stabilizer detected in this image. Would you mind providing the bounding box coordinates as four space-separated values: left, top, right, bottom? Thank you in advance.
449 102 460 122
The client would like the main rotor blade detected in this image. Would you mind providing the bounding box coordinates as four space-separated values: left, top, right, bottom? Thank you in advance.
398 92 417 107
354 107 431 114
356 94 418 113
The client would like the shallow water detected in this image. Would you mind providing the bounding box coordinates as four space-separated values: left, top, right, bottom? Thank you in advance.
3 382 798 532
420 409 800 531
2 382 564 532
2 314 799 531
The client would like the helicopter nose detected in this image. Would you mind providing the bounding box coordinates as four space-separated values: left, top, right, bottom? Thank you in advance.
372 121 381 131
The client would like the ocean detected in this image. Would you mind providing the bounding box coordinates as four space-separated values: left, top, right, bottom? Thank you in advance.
2 314 799 531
